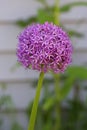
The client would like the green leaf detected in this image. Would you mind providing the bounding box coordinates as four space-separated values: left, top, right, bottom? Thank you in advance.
36 0 48 8
60 25 84 38
43 121 52 130
10 62 21 72
36 0 45 2
37 9 54 23
60 2 87 12
68 30 83 38
11 122 23 130
67 66 87 80
60 66 87 100
0 95 13 109
16 17 37 27
16 20 27 27
60 76 75 100
0 119 3 127
43 97 55 110
0 83 7 90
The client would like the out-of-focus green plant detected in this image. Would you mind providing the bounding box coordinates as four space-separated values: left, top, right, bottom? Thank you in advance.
15 0 87 130
26 66 87 130
11 122 23 130
0 84 13 128
0 84 23 130
16 0 87 38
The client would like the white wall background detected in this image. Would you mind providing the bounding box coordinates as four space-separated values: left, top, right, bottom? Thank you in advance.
0 0 87 129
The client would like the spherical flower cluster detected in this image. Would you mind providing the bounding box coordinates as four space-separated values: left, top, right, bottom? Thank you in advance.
17 22 73 73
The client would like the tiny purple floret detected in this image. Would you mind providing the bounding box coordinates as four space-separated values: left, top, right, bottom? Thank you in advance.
17 22 73 73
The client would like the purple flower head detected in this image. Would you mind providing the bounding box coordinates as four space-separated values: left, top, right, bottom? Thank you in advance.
17 22 73 73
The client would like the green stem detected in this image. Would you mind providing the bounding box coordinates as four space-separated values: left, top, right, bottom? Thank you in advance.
54 74 61 130
54 0 60 25
54 74 61 101
28 72 44 130
42 0 49 9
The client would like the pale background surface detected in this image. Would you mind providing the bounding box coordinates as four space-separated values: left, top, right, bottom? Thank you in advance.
0 0 87 129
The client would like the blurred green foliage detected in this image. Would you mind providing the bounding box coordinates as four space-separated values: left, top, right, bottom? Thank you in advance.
26 66 87 130
11 122 23 130
60 2 87 12
1 0 87 130
0 84 23 130
16 1 87 38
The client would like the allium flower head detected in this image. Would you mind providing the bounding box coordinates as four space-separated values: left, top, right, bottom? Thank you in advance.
17 22 73 73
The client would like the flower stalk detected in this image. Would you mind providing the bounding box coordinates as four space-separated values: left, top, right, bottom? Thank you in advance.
28 72 44 130
54 74 61 130
54 0 60 25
